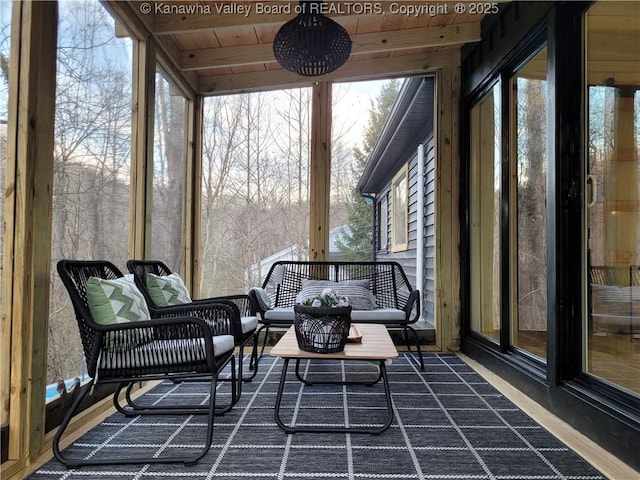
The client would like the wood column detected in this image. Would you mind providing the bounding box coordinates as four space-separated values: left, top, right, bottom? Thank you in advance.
3 0 58 470
436 53 461 352
189 95 204 292
309 82 332 262
129 38 155 260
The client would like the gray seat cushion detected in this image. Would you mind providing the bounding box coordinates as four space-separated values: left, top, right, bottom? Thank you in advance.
264 307 296 322
351 308 406 322
241 316 259 334
99 334 235 369
263 307 406 323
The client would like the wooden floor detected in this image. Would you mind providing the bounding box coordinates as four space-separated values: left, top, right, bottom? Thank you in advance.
510 330 639 395
588 333 640 393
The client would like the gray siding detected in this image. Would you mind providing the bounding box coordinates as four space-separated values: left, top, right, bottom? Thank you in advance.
423 138 436 324
376 135 436 325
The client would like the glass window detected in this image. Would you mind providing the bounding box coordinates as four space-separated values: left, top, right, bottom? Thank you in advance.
379 193 388 252
200 89 311 295
49 0 133 397
585 1 640 395
152 70 187 273
391 165 408 252
511 47 548 360
470 83 501 342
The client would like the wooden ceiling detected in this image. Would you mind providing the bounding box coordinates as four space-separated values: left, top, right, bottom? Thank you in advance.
113 1 485 95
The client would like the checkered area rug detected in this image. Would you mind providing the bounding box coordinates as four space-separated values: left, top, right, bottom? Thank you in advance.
30 353 605 479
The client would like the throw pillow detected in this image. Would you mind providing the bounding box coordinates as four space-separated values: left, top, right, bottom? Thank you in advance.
146 272 192 306
296 279 378 310
87 275 151 325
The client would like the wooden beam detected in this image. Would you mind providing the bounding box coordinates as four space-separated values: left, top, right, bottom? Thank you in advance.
129 39 156 259
150 1 479 34
309 82 332 262
182 95 201 288
0 0 22 437
4 0 58 467
106 1 199 93
199 50 457 94
152 2 294 34
181 23 481 70
191 95 205 295
435 51 461 352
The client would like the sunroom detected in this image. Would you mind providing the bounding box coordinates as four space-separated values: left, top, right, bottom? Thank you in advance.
1 1 639 479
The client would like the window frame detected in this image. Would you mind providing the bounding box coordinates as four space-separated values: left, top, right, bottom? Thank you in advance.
391 165 409 252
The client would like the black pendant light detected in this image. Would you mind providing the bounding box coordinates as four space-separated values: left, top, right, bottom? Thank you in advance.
273 1 352 77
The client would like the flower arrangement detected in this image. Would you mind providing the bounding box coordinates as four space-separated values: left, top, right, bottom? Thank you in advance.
302 288 350 308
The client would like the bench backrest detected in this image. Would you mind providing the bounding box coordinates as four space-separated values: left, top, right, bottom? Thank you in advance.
590 265 640 287
261 261 414 309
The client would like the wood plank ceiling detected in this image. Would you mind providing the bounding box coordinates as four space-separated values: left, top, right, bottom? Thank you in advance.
119 0 485 95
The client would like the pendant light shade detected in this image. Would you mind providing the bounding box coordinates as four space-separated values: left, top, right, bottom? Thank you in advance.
273 2 352 77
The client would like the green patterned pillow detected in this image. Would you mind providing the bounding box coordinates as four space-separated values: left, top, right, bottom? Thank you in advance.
146 272 192 306
87 275 151 325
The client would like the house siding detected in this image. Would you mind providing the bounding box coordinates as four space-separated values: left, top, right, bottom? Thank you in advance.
376 134 435 323
423 138 436 324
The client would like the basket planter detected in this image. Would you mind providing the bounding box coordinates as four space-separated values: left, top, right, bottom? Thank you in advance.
293 304 352 353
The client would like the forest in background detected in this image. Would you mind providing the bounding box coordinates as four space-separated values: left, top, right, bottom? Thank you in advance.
0 1 394 385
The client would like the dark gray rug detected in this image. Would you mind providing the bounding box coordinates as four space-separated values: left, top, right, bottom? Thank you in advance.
29 353 605 479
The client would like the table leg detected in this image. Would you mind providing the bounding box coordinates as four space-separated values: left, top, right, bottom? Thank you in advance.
274 358 394 434
294 358 383 386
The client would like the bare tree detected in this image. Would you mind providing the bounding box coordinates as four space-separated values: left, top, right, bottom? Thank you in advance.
48 0 132 383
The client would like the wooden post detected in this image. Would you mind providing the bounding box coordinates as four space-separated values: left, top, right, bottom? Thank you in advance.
309 82 332 262
3 0 58 469
435 52 461 352
188 95 204 291
129 38 155 260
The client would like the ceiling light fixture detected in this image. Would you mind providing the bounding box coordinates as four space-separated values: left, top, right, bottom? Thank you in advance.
273 1 352 77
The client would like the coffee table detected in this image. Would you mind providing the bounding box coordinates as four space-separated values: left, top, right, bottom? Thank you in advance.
270 323 398 434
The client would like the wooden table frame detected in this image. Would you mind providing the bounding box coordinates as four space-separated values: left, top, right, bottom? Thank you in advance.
270 323 398 434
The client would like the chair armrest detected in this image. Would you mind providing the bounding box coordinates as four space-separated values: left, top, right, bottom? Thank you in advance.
94 316 221 373
152 302 238 338
248 287 271 316
195 294 258 317
402 290 421 325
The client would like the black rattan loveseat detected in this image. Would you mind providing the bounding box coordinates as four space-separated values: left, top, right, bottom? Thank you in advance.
249 261 424 369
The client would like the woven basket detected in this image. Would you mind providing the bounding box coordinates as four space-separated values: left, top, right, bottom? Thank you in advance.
293 304 352 353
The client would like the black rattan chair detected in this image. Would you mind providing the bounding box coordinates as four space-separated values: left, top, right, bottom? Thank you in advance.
126 259 260 386
55 260 237 467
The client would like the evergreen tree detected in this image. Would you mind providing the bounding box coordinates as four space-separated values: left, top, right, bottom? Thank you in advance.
336 80 400 261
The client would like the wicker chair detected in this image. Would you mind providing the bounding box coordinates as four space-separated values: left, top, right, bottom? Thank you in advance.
126 259 260 386
55 260 237 467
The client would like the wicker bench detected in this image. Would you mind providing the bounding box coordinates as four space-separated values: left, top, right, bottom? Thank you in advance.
249 261 424 369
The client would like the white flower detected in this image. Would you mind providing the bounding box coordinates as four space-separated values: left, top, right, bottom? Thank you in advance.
302 288 350 308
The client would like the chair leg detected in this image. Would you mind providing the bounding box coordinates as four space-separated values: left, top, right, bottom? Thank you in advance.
259 325 270 357
53 382 93 467
53 376 221 467
114 361 237 417
404 326 425 370
245 330 260 381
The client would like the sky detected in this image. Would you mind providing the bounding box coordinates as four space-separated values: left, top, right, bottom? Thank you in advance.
334 79 388 147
